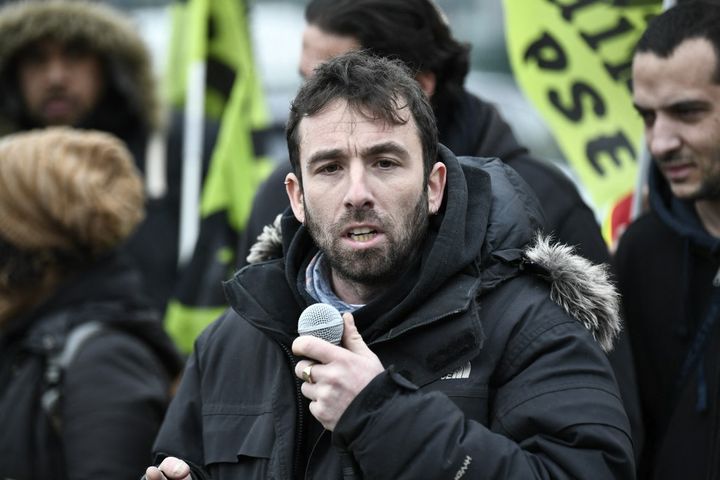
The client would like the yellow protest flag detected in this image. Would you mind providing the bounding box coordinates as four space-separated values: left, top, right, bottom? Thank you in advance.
504 0 661 246
164 0 268 123
163 0 274 353
200 77 274 232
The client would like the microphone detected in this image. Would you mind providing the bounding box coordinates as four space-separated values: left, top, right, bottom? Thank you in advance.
298 303 344 345
297 303 357 479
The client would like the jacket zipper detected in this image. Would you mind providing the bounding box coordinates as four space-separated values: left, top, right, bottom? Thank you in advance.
303 428 327 479
279 341 305 480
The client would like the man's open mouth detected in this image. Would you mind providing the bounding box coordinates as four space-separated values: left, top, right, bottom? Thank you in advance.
348 227 377 242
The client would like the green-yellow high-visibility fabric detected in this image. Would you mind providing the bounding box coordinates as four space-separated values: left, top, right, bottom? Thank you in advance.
163 0 273 353
165 0 268 123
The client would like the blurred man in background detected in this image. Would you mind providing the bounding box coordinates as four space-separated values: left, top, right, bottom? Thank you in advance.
0 0 217 313
616 2 720 478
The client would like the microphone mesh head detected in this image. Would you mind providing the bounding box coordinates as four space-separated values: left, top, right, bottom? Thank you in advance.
298 303 344 345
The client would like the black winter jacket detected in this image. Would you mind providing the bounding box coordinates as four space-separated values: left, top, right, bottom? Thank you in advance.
154 148 634 479
238 92 644 452
0 254 184 480
614 163 720 480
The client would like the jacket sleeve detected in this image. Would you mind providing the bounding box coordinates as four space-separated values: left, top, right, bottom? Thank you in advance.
332 303 635 479
62 331 173 480
151 340 210 480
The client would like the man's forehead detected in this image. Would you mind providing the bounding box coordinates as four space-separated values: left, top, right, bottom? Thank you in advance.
297 100 415 146
633 39 718 80
300 25 361 78
21 37 91 56
632 38 720 104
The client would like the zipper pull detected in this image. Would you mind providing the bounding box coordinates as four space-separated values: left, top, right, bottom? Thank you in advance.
713 265 720 287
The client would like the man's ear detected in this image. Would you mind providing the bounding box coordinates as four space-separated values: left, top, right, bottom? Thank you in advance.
416 71 437 98
427 161 447 215
286 172 305 223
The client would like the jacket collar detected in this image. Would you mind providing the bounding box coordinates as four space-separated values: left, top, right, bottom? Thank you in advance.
649 162 720 254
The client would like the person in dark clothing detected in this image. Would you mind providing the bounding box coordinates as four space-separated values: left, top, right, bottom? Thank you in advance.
145 51 633 480
0 128 184 480
0 0 217 313
615 3 720 479
236 0 644 457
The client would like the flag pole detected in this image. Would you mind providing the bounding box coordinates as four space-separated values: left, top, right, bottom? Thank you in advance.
179 61 205 266
178 0 208 266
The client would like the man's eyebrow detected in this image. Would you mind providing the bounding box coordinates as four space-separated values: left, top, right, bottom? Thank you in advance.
361 141 410 159
666 99 712 111
306 148 346 167
633 99 711 113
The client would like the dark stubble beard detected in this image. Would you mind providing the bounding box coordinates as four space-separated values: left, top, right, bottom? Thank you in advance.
694 165 720 201
305 191 430 287
658 152 720 201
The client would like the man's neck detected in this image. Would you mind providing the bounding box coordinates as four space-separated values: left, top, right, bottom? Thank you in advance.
695 199 720 238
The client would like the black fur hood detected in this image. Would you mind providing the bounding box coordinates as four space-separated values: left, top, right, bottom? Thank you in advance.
0 0 158 134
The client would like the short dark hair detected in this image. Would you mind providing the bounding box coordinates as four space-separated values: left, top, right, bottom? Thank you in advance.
305 0 470 111
635 1 720 83
286 51 438 183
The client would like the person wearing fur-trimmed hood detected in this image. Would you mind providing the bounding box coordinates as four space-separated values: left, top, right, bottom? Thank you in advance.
0 0 217 313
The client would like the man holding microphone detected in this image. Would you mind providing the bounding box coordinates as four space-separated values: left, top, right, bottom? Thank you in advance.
146 52 633 480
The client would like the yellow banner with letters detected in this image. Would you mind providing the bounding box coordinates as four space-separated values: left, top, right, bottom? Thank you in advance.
504 0 661 246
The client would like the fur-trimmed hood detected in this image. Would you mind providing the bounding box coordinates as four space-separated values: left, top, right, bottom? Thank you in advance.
523 234 620 351
245 159 621 353
0 0 158 133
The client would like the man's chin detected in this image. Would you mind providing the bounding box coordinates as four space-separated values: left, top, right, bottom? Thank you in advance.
36 104 85 127
41 115 81 127
337 256 409 287
668 182 701 201
336 267 393 286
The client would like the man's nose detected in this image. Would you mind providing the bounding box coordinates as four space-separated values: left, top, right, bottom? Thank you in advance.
343 165 374 210
45 56 71 84
648 116 682 160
